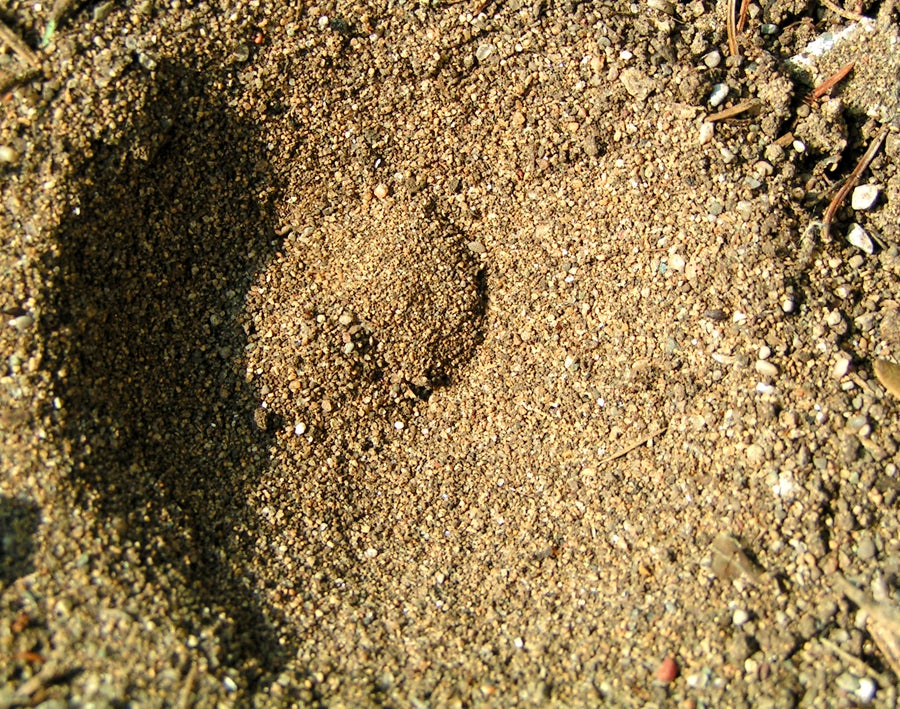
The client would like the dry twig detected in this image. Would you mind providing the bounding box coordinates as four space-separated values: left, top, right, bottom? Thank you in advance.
818 0 867 21
737 0 751 31
834 575 900 679
808 61 855 104
822 124 889 240
818 637 892 688
705 100 761 122
726 0 740 57
598 426 667 465
0 68 40 95
0 18 40 69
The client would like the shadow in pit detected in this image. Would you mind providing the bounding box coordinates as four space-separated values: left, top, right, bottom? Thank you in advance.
0 495 40 587
40 64 291 690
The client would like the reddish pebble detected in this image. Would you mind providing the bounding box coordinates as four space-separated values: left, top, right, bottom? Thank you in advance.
655 655 678 683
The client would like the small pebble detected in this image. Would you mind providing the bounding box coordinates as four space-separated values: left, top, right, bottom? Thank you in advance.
857 677 877 703
857 535 876 561
253 408 269 431
294 422 307 436
825 309 845 328
232 44 250 62
699 121 714 145
745 444 765 465
755 360 778 377
764 143 784 163
8 313 34 331
655 656 678 683
709 83 729 107
735 200 753 221
832 356 851 379
733 608 750 626
835 673 856 692
754 160 774 177
702 50 721 68
781 297 795 314
0 146 18 164
475 43 494 61
374 183 389 199
847 223 874 255
851 184 880 211
758 345 771 360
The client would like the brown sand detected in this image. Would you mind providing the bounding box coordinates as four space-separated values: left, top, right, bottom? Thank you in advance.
2 0 900 705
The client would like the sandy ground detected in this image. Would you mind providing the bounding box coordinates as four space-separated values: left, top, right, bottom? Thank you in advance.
2 0 900 705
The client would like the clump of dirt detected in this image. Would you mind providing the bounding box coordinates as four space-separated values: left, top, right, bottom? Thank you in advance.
244 196 485 437
326 199 485 389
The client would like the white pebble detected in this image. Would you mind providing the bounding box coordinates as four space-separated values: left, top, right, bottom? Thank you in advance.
394 420 404 430
851 184 880 211
8 313 33 331
833 355 852 379
847 223 874 254
732 608 750 626
475 43 494 61
669 253 685 271
772 470 796 499
698 121 714 145
781 298 795 314
0 146 18 164
792 139 806 153
755 360 778 377
709 83 729 107
294 422 307 436
374 183 389 199
857 676 877 702
825 309 844 327
365 548 378 558
758 345 771 360
703 50 722 68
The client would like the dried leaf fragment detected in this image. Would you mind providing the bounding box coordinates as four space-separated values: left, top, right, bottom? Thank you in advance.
874 358 900 398
711 534 769 587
